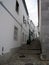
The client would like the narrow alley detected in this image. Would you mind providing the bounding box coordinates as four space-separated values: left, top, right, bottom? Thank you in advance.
0 0 49 65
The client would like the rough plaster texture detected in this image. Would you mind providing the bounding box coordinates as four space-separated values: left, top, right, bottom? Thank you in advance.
39 0 49 60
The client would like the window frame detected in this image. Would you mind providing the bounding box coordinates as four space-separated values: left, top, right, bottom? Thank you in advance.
16 0 19 13
14 26 18 41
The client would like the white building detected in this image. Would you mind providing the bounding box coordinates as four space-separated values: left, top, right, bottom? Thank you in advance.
0 0 29 61
34 26 39 39
29 20 35 41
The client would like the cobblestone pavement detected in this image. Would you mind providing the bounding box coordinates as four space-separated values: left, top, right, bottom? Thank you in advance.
2 39 49 65
3 53 49 65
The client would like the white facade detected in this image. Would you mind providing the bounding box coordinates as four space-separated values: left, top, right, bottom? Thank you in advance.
0 0 29 55
29 20 35 41
34 26 39 38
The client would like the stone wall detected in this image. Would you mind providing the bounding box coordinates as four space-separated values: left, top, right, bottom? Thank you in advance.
40 0 49 60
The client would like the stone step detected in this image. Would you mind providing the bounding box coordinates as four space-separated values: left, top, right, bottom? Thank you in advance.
20 45 41 50
21 42 41 50
18 49 41 54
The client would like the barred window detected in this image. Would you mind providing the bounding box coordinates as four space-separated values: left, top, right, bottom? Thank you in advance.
14 26 18 41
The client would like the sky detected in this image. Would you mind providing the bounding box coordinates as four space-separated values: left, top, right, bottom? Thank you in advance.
25 0 38 26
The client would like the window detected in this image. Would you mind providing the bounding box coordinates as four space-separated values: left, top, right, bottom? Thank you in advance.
27 21 29 25
23 16 26 26
22 32 24 42
25 35 26 42
23 16 25 23
14 26 18 41
27 17 29 25
16 0 19 13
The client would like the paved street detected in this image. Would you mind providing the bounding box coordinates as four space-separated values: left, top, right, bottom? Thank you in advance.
2 39 49 65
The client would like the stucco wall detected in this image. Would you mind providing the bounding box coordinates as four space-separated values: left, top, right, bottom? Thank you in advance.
0 0 29 55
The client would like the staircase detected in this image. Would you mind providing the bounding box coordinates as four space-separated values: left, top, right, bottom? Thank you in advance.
18 39 41 55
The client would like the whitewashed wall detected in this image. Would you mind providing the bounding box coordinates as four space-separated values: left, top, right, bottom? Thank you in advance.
0 0 29 55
